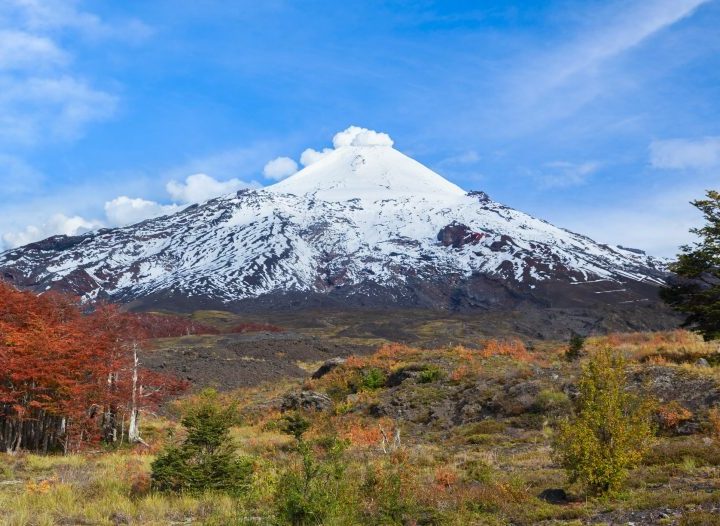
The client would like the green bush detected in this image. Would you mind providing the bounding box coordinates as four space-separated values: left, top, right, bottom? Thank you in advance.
534 389 572 417
418 365 444 384
280 413 311 440
151 389 253 495
565 332 585 361
274 437 353 525
360 463 414 525
553 349 654 495
463 459 494 484
361 368 387 390
461 420 507 435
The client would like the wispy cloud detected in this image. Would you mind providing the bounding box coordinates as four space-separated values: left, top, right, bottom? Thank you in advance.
650 136 720 170
516 0 710 100
0 75 118 145
0 2 128 151
0 0 152 41
549 0 707 86
435 150 481 168
539 161 601 188
0 29 67 70
479 0 713 139
548 181 707 257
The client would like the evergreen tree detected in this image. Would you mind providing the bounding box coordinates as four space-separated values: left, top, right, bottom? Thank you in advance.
565 331 585 361
661 190 720 340
151 390 252 495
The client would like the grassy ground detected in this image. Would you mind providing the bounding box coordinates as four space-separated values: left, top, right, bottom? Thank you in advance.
2 330 720 525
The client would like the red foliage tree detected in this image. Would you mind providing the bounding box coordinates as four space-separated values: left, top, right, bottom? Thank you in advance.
0 282 186 453
132 312 221 338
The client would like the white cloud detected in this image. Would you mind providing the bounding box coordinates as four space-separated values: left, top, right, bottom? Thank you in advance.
0 76 118 143
166 173 257 204
1 168 264 248
104 196 180 226
164 145 272 183
547 181 707 257
2 213 102 249
332 126 394 148
263 156 298 180
540 161 601 188
0 2 124 148
0 30 67 70
265 125 394 175
650 136 720 170
0 0 152 42
300 147 333 167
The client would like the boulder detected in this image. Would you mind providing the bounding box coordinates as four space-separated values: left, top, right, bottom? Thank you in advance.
311 357 346 379
280 390 333 412
386 364 426 387
696 358 710 368
538 488 569 505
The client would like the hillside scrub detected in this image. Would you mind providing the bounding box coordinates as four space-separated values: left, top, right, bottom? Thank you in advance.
1 330 720 524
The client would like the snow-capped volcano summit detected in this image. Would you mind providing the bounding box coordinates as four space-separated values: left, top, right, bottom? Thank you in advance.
269 144 466 201
0 131 668 316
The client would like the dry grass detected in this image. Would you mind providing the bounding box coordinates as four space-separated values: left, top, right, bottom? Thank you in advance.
587 330 718 364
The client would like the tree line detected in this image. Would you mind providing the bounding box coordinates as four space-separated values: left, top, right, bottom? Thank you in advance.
0 282 186 454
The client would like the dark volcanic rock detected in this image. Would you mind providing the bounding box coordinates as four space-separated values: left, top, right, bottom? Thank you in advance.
538 488 569 505
437 222 485 248
311 357 346 379
281 391 334 412
631 365 720 413
386 364 427 387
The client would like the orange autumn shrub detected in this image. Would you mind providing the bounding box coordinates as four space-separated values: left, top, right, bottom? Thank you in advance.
338 415 396 447
450 365 471 382
657 401 693 432
480 338 533 362
122 458 152 497
26 477 56 495
434 466 459 489
373 343 423 363
646 355 668 366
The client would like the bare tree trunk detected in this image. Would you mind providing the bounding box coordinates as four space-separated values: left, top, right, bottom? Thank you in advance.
128 342 140 443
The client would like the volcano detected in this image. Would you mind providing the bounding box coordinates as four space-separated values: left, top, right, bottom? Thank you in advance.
0 140 669 323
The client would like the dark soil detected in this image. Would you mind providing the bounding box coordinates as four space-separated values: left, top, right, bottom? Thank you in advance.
141 331 375 389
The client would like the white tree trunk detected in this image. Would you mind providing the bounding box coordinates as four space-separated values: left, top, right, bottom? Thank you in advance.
128 343 140 443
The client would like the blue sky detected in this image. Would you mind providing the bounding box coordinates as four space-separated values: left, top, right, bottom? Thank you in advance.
0 0 718 256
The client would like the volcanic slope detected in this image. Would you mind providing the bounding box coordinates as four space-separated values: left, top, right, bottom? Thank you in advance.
0 143 668 315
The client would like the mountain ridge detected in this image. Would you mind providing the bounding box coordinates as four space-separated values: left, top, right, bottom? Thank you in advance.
0 144 669 318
